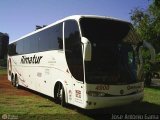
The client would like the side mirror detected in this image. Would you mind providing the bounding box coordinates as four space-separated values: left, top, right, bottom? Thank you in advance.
81 37 91 61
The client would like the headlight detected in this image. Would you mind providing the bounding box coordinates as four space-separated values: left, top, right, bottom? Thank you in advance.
87 91 106 97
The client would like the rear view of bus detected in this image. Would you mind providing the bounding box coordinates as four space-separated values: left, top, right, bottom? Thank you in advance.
78 16 144 109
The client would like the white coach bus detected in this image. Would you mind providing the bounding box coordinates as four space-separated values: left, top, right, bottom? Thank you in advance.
8 15 144 109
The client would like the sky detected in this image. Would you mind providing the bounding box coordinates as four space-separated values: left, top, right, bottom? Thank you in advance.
0 0 151 42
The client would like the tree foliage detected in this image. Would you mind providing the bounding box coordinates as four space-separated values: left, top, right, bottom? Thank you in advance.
130 0 160 72
0 32 9 59
130 0 160 53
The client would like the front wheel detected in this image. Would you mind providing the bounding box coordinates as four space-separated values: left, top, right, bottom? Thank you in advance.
61 87 66 107
55 83 66 107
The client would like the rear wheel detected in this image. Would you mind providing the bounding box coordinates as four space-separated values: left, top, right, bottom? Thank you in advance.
11 74 14 85
15 75 19 88
12 74 16 87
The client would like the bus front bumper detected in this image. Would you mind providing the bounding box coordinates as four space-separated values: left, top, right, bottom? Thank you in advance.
84 92 144 109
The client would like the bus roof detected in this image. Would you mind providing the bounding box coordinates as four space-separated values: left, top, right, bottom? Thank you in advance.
10 15 130 44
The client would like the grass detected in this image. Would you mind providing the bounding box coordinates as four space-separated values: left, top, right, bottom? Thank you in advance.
0 66 7 75
0 93 92 120
0 87 159 120
144 87 160 105
0 68 92 120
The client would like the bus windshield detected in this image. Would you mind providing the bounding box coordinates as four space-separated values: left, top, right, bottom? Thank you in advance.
80 18 141 84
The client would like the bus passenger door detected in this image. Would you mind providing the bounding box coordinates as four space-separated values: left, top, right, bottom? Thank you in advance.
64 20 85 106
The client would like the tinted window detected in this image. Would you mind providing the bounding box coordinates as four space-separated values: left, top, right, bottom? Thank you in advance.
8 43 16 55
38 30 49 51
80 18 140 84
23 38 30 54
38 23 63 51
64 20 84 81
50 24 63 49
8 23 63 56
30 35 38 53
16 40 23 55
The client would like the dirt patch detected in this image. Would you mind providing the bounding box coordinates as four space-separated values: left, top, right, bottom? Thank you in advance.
0 74 36 96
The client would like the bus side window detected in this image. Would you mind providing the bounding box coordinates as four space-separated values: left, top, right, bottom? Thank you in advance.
38 23 63 51
23 38 30 54
16 40 23 55
30 35 38 53
8 43 16 56
49 23 63 50
64 20 84 82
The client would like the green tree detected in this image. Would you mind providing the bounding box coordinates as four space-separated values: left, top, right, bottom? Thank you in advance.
130 0 160 74
130 0 160 53
0 32 9 59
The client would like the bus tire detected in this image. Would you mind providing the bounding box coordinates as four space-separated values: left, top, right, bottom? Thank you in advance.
13 76 16 87
61 86 66 107
54 82 66 107
12 74 16 87
15 74 19 89
11 74 14 85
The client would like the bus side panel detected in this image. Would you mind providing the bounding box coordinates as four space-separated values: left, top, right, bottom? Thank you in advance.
7 51 71 98
7 50 87 108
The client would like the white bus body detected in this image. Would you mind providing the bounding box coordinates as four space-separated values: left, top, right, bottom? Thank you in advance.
8 15 144 109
